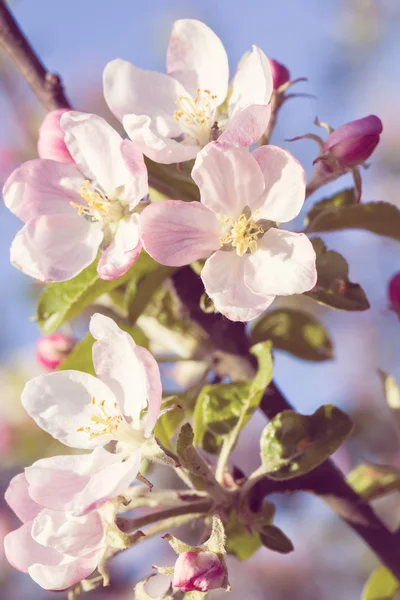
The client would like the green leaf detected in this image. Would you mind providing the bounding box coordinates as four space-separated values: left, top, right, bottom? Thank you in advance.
146 158 200 202
378 370 400 436
259 525 294 554
259 405 353 480
154 399 185 450
347 463 400 501
193 342 273 453
59 326 148 376
224 510 261 561
251 308 333 361
362 567 400 600
305 188 357 227
306 201 400 241
125 260 175 325
306 238 369 311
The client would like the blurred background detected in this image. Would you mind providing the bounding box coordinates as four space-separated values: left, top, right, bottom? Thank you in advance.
1 0 400 598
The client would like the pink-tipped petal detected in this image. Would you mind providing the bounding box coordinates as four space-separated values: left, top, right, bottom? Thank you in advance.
29 551 100 591
201 251 274 322
5 473 41 523
229 46 273 117
3 159 82 222
10 214 102 282
192 144 265 217
97 216 141 281
251 145 306 222
140 200 220 267
123 114 199 164
103 59 184 136
21 370 118 450
4 521 61 575
37 109 75 164
119 139 148 206
245 229 317 297
219 104 271 147
134 346 162 435
167 19 229 102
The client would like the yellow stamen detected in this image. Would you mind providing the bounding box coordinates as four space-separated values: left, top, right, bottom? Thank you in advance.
220 212 264 256
77 397 122 441
173 88 219 147
70 180 124 223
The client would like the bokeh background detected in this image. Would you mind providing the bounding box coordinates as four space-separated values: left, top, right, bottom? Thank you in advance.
1 0 400 598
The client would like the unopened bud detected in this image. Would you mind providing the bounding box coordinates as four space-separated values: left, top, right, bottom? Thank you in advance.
172 551 226 593
389 272 400 317
269 58 291 90
37 109 74 164
36 333 76 370
323 115 382 168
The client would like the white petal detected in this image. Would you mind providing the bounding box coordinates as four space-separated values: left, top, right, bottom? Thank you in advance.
103 59 184 136
140 200 220 267
245 229 318 297
201 251 274 322
119 139 148 206
97 216 141 281
167 19 229 102
21 370 118 449
3 159 82 222
29 552 100 591
4 521 62 575
10 214 102 282
229 46 273 117
219 104 271 147
251 145 306 222
123 114 199 164
5 473 41 523
192 143 265 217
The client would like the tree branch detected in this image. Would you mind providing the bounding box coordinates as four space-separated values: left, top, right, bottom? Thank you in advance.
0 0 70 111
1 0 399 579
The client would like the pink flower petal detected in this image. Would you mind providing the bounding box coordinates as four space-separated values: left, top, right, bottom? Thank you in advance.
229 46 273 117
97 216 141 281
29 551 100 591
219 104 271 147
192 143 265 217
61 111 135 199
245 228 317 297
167 19 229 102
123 114 199 164
90 313 160 426
31 509 104 558
119 139 148 206
21 370 118 450
140 200 220 267
3 159 82 222
134 347 162 435
37 109 75 164
4 521 61 574
103 59 184 136
201 251 274 322
5 473 41 523
252 145 306 222
10 213 102 282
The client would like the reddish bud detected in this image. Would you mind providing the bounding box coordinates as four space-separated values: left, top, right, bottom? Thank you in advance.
172 551 226 593
269 58 291 90
388 272 400 316
37 109 74 164
324 115 383 168
36 333 76 370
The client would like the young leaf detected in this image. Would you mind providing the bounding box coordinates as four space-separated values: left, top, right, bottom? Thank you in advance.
306 238 369 311
146 158 200 202
259 525 294 554
224 510 261 561
259 405 353 480
347 463 400 501
125 261 175 325
250 308 333 361
305 188 357 227
378 370 400 438
193 342 273 454
154 400 185 451
362 567 400 600
306 201 400 241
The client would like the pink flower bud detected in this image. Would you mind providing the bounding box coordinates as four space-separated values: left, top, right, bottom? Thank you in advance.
389 272 400 316
36 333 76 370
37 109 74 164
324 115 383 167
269 58 291 90
173 551 226 593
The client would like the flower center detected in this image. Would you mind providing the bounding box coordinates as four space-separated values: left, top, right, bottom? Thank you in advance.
174 88 219 147
77 397 144 450
219 213 264 257
70 181 124 223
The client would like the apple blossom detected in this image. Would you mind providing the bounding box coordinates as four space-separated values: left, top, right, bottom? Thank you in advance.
36 333 76 370
140 143 317 322
21 314 162 471
103 19 273 164
323 115 383 168
3 111 148 282
37 108 74 164
4 472 106 590
173 551 226 593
